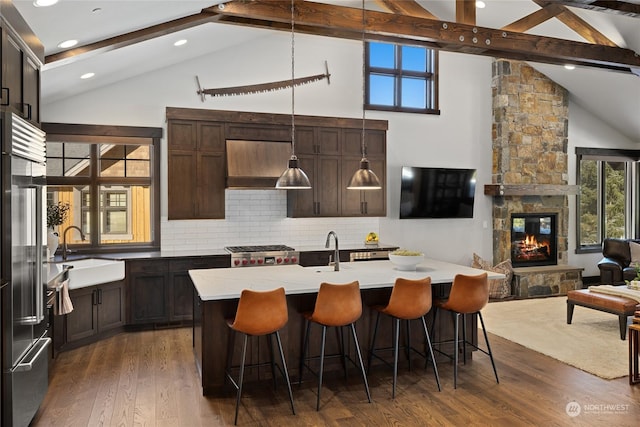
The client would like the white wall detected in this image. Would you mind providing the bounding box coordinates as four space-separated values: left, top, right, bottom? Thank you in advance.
41 30 630 273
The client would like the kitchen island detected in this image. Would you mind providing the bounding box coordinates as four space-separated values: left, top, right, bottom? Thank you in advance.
189 259 503 395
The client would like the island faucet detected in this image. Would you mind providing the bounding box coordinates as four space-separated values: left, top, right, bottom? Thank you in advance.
62 225 86 261
325 231 339 271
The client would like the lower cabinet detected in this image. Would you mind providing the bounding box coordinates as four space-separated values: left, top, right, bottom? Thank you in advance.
127 256 229 325
65 280 125 344
127 259 170 324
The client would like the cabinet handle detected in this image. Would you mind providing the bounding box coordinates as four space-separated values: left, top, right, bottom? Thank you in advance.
23 103 32 120
0 88 8 106
98 289 103 305
92 290 97 306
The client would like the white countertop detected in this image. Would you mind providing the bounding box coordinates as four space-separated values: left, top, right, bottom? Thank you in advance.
189 258 505 301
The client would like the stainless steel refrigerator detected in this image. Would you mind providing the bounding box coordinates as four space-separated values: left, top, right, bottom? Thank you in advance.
1 112 49 427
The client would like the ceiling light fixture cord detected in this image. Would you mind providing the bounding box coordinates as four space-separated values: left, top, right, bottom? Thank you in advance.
291 0 296 157
361 0 366 159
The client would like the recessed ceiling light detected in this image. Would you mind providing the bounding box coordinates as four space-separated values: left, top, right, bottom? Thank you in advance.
57 39 78 49
564 64 576 70
33 0 58 7
476 1 486 8
80 72 95 80
174 39 188 47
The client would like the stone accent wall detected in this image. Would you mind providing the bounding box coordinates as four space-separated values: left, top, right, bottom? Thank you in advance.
491 60 577 296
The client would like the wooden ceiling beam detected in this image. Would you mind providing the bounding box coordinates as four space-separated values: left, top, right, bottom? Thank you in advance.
456 0 476 26
533 0 618 46
209 0 640 74
553 1 640 18
374 0 438 20
501 3 564 32
43 12 215 67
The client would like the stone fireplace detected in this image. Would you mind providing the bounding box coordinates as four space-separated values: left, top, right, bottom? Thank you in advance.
490 60 582 297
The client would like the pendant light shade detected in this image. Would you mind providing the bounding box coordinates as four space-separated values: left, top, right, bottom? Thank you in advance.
276 0 312 190
348 0 381 191
347 158 381 190
276 155 311 189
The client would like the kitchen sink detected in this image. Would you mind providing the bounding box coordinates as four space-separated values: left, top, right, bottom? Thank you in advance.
311 265 352 273
53 258 125 289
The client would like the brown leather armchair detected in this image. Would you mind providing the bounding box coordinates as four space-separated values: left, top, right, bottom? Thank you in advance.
597 238 640 285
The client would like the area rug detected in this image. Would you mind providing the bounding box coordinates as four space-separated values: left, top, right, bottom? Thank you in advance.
481 296 628 379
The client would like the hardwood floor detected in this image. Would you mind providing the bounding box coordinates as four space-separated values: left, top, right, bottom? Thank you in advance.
32 327 639 426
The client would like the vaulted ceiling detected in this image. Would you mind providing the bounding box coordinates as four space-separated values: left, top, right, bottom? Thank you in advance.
13 0 640 141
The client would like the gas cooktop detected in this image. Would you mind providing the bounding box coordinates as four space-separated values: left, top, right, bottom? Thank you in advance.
225 245 295 253
225 245 299 267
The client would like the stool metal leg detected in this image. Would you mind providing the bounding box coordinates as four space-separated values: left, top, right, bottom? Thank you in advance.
299 320 311 386
421 316 441 391
274 331 296 415
350 323 372 403
234 334 249 425
367 312 382 373
267 334 277 389
405 320 412 371
477 311 499 384
462 313 467 364
392 318 400 398
316 325 327 411
454 312 460 389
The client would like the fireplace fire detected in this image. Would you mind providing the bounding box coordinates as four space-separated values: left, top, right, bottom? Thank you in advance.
510 213 557 267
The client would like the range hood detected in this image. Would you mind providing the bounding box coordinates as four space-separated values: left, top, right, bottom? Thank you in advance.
226 140 292 189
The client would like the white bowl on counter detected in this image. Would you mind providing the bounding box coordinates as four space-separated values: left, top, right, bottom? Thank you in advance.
388 253 425 271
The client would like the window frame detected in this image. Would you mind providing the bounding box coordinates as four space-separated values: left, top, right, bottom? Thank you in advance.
43 123 162 254
575 147 640 253
365 41 439 114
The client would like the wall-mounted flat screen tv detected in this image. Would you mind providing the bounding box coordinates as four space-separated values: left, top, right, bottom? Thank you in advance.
400 166 477 219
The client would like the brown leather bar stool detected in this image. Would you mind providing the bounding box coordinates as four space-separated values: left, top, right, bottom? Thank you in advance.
225 287 295 425
299 280 372 411
431 272 499 389
368 277 441 398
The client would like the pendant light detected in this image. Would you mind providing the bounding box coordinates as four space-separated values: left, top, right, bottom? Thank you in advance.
276 0 311 189
347 0 381 190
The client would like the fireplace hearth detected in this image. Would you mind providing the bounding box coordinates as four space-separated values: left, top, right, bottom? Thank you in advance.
511 213 557 267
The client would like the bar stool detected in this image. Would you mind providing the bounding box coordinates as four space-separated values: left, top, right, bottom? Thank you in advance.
432 272 499 389
368 277 441 398
299 280 372 411
225 287 295 425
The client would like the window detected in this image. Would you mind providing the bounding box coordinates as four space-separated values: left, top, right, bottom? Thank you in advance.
366 41 438 114
576 148 640 252
44 123 161 253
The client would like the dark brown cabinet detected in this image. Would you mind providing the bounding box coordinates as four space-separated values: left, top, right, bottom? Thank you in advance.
288 127 341 217
127 256 229 325
65 280 125 344
168 257 229 322
168 120 225 219
127 259 170 324
0 17 41 123
341 129 387 216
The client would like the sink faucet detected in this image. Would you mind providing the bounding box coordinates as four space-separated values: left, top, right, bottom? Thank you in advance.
325 231 339 271
62 226 86 261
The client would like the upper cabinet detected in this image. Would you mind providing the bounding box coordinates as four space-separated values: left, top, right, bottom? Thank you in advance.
165 107 388 220
167 120 225 220
1 5 44 125
340 129 387 217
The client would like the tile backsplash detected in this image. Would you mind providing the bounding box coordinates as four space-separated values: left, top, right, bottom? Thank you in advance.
161 190 381 251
